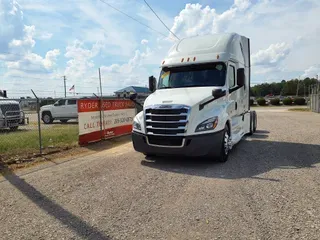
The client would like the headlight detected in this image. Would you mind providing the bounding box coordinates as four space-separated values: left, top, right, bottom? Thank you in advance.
195 117 218 132
133 120 141 131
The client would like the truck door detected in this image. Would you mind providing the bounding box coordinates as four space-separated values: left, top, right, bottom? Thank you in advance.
52 99 67 118
66 99 78 118
227 62 242 136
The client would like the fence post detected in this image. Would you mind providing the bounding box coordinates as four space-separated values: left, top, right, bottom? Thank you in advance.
31 89 42 155
94 93 103 141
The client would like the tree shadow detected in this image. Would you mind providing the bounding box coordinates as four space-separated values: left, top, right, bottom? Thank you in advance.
140 136 320 181
0 164 110 240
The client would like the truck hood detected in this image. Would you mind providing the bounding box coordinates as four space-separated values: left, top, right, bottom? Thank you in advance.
144 87 221 107
40 104 53 110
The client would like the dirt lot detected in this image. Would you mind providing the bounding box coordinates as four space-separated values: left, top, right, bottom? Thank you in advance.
0 109 319 240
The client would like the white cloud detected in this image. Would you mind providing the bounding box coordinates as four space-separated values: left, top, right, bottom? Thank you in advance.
234 0 251 11
64 40 100 79
302 65 320 79
37 32 53 40
8 25 36 53
44 49 60 69
141 39 148 45
252 42 292 66
169 1 251 39
0 0 24 53
99 47 153 91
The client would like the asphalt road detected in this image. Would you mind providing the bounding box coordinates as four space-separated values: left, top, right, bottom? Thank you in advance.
0 110 320 240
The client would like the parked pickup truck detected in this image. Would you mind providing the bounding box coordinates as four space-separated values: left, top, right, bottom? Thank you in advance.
40 97 78 124
0 97 28 130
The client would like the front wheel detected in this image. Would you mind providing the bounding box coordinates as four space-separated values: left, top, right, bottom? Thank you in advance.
42 113 53 124
253 111 257 132
10 126 19 131
216 125 231 162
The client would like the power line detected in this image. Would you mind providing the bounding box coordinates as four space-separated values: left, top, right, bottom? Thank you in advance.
142 0 180 40
98 0 169 39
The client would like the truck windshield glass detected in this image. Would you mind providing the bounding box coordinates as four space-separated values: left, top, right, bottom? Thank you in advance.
158 63 226 89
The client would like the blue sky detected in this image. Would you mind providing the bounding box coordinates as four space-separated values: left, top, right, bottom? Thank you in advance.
1 0 320 97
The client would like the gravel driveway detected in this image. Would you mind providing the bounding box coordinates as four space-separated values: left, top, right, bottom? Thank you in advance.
0 110 319 240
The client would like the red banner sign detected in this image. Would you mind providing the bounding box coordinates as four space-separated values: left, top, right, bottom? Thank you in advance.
78 99 136 145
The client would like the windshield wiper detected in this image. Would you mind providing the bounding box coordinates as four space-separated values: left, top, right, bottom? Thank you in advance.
159 86 172 89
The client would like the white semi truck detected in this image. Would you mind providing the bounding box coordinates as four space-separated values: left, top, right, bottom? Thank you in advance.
131 32 257 162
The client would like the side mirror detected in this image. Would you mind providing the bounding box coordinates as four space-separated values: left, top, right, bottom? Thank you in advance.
149 76 157 93
237 68 245 88
129 93 137 100
212 89 226 98
54 103 58 106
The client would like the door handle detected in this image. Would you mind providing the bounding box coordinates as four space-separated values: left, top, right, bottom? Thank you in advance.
235 102 238 110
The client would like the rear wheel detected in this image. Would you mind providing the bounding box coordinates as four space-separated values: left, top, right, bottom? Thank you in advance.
216 125 231 163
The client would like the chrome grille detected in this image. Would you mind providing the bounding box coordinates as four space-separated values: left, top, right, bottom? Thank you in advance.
145 105 190 136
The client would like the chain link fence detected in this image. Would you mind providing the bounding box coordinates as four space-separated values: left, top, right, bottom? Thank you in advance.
310 83 320 113
0 94 144 159
0 96 79 158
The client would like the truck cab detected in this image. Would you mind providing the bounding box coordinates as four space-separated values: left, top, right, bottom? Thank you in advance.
0 97 28 131
131 33 257 162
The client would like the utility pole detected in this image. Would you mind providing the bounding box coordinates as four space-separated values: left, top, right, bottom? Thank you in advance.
99 68 102 98
63 76 67 98
296 76 300 96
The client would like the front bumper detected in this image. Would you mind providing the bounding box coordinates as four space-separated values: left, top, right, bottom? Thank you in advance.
132 130 224 157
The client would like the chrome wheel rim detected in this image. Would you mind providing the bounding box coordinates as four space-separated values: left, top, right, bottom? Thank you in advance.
43 115 50 123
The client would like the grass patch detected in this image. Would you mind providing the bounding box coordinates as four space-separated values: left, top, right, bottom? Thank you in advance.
0 125 79 155
288 108 310 112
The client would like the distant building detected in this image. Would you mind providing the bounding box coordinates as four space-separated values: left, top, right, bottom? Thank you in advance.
114 86 150 104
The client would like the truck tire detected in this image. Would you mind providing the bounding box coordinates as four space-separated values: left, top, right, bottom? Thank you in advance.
10 126 19 131
252 111 257 132
248 111 254 135
42 112 53 124
216 124 230 163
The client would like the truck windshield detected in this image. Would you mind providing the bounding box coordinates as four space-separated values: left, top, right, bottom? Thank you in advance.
158 62 226 89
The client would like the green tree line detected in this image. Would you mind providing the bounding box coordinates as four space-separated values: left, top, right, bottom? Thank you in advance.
251 77 319 97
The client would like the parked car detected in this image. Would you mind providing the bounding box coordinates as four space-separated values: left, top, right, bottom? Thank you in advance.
0 97 28 130
40 98 78 124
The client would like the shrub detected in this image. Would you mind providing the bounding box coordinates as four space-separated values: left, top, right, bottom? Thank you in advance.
293 97 306 105
249 99 254 106
283 97 293 105
257 98 266 106
270 98 280 106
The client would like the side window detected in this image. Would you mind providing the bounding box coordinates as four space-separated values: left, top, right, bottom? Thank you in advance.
228 65 236 88
159 71 170 88
57 99 66 106
67 99 77 105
